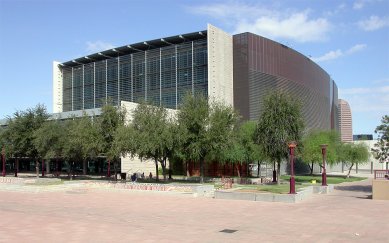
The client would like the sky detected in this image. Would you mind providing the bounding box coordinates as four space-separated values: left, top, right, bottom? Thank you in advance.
0 0 388 136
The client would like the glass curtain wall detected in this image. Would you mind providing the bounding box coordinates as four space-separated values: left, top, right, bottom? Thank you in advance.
62 38 207 111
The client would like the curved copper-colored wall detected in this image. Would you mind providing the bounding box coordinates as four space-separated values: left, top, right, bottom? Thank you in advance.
233 33 335 130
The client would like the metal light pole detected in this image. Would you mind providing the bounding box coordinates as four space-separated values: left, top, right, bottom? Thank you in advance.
2 147 5 177
288 141 297 194
320 144 328 186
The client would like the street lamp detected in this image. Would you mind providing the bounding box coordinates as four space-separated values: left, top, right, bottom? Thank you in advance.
288 141 297 194
320 144 328 186
2 147 5 177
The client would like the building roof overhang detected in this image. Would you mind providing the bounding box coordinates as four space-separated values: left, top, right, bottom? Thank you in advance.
61 30 207 67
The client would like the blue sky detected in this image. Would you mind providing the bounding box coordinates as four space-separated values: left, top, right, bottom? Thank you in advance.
0 0 388 136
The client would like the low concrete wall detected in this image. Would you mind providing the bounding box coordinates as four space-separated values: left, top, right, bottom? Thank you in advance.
372 179 389 200
0 177 24 184
215 185 334 203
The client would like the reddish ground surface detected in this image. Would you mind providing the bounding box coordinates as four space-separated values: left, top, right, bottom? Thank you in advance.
0 179 388 242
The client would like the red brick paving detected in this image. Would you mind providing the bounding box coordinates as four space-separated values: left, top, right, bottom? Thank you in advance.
0 179 388 242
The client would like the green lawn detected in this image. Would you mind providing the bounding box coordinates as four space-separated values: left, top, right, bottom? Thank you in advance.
280 175 366 184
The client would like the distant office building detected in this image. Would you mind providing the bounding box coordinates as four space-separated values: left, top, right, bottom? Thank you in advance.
338 99 353 142
353 134 373 141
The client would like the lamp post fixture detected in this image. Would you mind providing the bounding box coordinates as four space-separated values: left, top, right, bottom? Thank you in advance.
2 147 5 177
320 144 328 186
288 141 297 194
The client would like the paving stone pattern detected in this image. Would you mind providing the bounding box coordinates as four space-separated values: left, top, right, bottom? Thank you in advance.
0 178 388 242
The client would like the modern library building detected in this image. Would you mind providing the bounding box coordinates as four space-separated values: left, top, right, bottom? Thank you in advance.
51 24 340 176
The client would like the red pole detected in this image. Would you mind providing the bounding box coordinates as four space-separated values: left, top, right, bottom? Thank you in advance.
288 142 296 194
42 159 45 177
2 147 5 177
321 144 328 186
107 160 111 178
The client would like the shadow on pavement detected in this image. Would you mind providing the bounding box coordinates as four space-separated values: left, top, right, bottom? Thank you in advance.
356 195 373 200
334 185 372 193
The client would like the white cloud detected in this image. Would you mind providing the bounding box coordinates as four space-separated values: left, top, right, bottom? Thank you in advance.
358 15 389 31
353 1 364 10
339 85 389 133
235 12 330 42
312 49 343 62
312 44 366 62
345 44 367 54
86 41 115 53
188 3 331 43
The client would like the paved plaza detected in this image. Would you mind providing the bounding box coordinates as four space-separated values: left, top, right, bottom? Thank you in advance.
0 178 388 242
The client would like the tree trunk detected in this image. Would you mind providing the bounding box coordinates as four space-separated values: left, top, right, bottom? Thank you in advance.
277 161 281 185
82 159 87 175
42 159 45 177
257 161 260 177
235 164 241 178
72 162 75 180
155 158 159 182
56 158 59 177
346 163 354 178
160 158 167 181
246 161 249 178
272 161 277 182
15 158 18 177
200 158 205 184
309 162 314 175
186 161 190 177
107 160 111 178
46 160 50 174
36 160 39 178
161 162 166 181
114 161 118 181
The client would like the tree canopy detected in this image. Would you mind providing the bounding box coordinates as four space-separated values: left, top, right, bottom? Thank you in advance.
338 142 370 177
300 130 340 175
372 115 388 165
255 91 304 183
129 102 176 181
177 94 239 183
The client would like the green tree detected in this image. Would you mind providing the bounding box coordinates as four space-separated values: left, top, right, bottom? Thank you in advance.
1 104 49 177
222 121 263 178
372 115 389 169
338 142 370 178
33 119 66 176
177 94 239 183
62 115 101 178
97 105 126 180
255 91 304 184
130 102 175 181
301 130 340 175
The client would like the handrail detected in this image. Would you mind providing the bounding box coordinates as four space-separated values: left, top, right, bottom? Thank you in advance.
374 170 389 180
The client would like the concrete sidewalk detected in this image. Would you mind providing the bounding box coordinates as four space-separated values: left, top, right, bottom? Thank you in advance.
0 178 388 242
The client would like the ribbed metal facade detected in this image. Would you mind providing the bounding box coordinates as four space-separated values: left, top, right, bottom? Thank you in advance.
61 37 207 112
233 32 338 130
